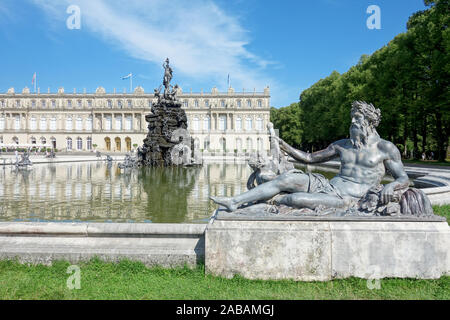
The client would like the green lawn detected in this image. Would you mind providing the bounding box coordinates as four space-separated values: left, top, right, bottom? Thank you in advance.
0 258 448 300
402 159 450 166
0 206 448 300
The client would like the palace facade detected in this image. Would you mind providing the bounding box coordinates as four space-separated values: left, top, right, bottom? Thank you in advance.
0 86 271 153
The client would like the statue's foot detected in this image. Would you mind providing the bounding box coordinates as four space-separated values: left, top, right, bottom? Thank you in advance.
210 196 238 212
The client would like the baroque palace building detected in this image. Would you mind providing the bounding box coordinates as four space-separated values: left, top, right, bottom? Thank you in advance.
0 85 271 153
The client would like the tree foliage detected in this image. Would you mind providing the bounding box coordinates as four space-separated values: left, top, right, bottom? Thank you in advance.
273 0 449 160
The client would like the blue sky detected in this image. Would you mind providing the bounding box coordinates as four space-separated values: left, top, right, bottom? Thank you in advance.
0 0 427 107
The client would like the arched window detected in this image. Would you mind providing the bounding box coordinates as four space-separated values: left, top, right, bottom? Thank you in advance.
14 115 20 130
125 116 133 131
245 117 253 131
51 100 56 108
30 137 36 144
76 117 83 131
257 137 264 152
87 137 92 150
246 137 253 151
204 137 210 150
30 116 37 130
105 116 112 131
107 100 112 108
219 137 226 153
0 116 4 131
235 117 242 131
40 117 47 131
41 100 46 108
86 116 93 131
203 116 211 130
219 115 227 130
66 137 72 150
31 100 36 108
66 117 73 131
220 100 225 107
204 100 209 108
67 100 72 108
50 117 57 131
51 137 56 149
257 100 262 108
115 137 121 151
236 138 242 152
127 100 132 107
77 100 82 108
12 136 19 144
193 117 200 131
115 115 122 130
104 137 111 151
247 100 252 107
77 137 82 150
125 137 131 152
194 100 199 108
237 100 241 108
41 137 46 145
256 118 263 131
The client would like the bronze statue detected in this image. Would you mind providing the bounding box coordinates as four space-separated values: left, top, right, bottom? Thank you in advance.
211 101 434 217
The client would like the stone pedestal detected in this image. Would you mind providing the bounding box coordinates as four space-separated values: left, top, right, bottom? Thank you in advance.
205 214 450 281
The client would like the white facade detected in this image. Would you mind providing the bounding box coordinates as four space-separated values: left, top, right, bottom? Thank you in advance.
0 86 271 153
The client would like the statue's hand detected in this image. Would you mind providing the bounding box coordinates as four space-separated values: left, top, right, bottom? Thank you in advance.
380 184 395 204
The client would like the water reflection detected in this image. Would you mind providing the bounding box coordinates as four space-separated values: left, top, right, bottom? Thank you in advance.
0 162 252 223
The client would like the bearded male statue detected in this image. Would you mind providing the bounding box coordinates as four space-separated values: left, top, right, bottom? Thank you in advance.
211 101 432 216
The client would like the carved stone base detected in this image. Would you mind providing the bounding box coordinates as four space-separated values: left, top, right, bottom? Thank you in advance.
205 215 450 281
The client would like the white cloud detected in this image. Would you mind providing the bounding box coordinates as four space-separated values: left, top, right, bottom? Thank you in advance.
30 0 275 92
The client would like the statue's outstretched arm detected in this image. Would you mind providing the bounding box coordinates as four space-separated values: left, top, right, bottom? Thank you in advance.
276 137 337 164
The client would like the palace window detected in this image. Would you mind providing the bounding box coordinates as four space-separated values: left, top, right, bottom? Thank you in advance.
50 117 57 131
14 115 20 130
86 116 93 131
77 100 82 108
237 100 241 108
235 117 242 131
256 118 263 131
40 117 47 131
16 100 20 108
125 116 132 131
41 100 46 108
220 100 225 108
77 137 82 150
204 100 209 108
30 116 37 130
67 100 72 108
51 100 56 108
203 116 211 130
31 100 36 108
257 100 262 108
66 117 73 131
87 100 92 108
115 116 122 130
219 115 227 131
0 100 4 108
193 117 200 131
87 137 92 150
76 117 83 131
127 100 132 107
247 100 252 107
183 100 188 108
0 117 4 131
245 117 252 131
194 100 199 108
67 137 72 150
105 116 112 131
107 100 112 108
118 100 123 108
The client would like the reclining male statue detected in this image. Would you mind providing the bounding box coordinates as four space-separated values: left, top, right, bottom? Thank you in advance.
211 101 433 216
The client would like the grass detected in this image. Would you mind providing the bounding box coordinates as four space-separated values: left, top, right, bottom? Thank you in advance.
433 205 450 223
0 206 448 300
402 159 450 167
0 258 448 300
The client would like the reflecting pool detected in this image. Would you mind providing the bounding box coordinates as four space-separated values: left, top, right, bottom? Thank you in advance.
0 163 256 223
